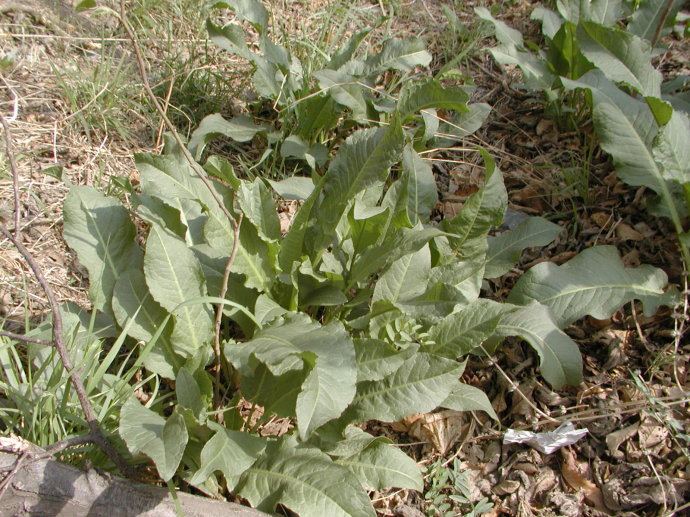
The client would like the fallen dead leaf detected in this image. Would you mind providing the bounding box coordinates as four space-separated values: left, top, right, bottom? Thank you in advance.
615 223 644 241
560 448 611 514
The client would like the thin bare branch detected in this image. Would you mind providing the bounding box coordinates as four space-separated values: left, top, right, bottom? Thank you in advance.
0 87 21 235
0 329 53 346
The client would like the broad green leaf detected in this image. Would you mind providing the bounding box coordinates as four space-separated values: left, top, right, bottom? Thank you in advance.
112 269 169 342
294 95 341 139
333 428 423 491
213 0 268 33
278 175 326 271
237 178 281 243
548 21 594 79
556 0 622 25
63 186 142 315
329 29 371 70
315 122 404 251
188 425 267 488
397 79 469 121
144 226 213 358
133 194 186 239
225 314 356 439
653 109 690 185
75 0 97 11
508 246 670 328
206 19 253 60
436 103 492 146
494 302 583 388
188 114 266 160
373 245 430 306
401 145 438 225
280 135 328 169
629 0 684 43
363 37 431 76
348 353 464 423
441 150 506 260
252 56 282 99
313 69 368 119
576 21 661 97
267 176 315 200
349 227 444 285
561 71 667 193
176 367 207 419
241 363 306 417
441 382 499 421
484 216 563 278
204 212 276 291
531 6 563 39
646 96 674 126
353 338 413 382
236 439 375 517
475 7 525 47
490 44 556 91
428 299 514 358
119 398 188 481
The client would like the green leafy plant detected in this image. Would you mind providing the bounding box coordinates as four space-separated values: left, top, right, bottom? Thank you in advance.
56 61 676 514
479 0 690 264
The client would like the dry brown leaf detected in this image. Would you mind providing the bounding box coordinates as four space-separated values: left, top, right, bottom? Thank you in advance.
615 223 644 241
403 410 468 454
605 423 639 457
591 212 612 228
560 448 611 514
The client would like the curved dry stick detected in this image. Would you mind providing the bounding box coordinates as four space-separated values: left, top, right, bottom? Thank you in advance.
0 223 131 476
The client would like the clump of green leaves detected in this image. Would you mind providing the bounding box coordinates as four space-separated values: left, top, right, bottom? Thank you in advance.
7 1 675 515
479 0 690 263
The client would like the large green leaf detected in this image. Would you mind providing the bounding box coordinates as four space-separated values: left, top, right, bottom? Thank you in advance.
332 427 423 491
363 37 431 76
313 69 368 119
188 114 266 160
353 338 414 382
629 0 684 43
206 19 253 60
204 211 276 291
397 79 469 121
475 7 525 47
562 71 670 195
484 216 563 278
188 424 267 488
241 364 306 417
436 103 492 146
428 299 514 358
119 398 188 481
577 21 661 97
372 245 430 306
401 145 438 225
237 178 281 243
349 227 444 286
144 226 213 358
441 150 506 260
112 269 169 342
314 123 404 251
494 302 582 388
213 0 268 33
441 382 499 421
236 439 376 517
347 353 464 423
653 109 690 185
225 314 357 439
556 0 622 25
508 246 670 328
63 186 142 315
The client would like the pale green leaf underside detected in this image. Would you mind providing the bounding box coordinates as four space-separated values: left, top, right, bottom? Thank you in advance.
494 302 583 389
508 246 669 328
441 382 499 421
